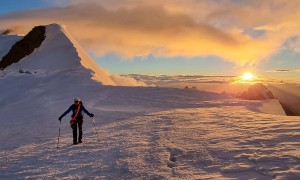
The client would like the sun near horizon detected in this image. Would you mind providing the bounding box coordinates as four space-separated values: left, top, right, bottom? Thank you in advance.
232 71 261 84
241 72 256 81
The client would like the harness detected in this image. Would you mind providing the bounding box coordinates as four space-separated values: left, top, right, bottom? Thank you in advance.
70 105 80 127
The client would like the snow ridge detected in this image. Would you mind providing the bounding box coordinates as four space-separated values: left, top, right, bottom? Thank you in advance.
55 24 117 85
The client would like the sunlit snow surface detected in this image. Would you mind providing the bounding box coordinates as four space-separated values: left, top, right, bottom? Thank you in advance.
0 35 22 59
0 105 299 179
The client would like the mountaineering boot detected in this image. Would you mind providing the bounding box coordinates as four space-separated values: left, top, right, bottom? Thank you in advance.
78 139 82 143
73 141 78 145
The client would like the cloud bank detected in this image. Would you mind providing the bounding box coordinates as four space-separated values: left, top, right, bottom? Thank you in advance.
1 0 300 65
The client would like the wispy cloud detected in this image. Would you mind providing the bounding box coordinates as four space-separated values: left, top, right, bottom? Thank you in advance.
1 0 300 65
266 69 300 74
276 70 290 72
266 70 290 73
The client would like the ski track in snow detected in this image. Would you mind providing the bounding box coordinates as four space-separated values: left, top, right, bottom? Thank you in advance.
1 106 300 179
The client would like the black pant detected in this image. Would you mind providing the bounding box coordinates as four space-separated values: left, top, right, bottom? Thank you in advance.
72 120 83 143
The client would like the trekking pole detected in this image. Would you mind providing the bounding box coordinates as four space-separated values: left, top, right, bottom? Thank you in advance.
92 116 100 142
57 121 61 148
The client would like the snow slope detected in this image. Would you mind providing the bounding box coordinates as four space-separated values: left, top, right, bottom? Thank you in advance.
268 84 300 115
0 24 298 179
0 99 298 179
0 35 22 61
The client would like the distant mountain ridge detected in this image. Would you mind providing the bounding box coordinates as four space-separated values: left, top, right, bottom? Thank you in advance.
236 83 297 116
238 83 275 100
1 29 13 35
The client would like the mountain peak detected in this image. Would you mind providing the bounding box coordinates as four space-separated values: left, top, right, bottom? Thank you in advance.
1 23 146 86
48 23 117 85
1 24 116 85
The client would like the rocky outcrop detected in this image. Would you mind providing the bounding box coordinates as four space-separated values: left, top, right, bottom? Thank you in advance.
1 29 12 35
0 26 46 69
237 83 297 116
238 83 275 100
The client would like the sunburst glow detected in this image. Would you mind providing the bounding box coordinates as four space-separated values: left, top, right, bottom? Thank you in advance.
241 72 255 81
233 71 262 84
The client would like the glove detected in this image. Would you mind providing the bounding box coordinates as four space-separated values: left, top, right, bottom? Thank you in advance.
90 113 94 117
58 116 62 121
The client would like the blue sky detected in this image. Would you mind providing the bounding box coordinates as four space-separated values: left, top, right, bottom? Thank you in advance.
92 53 236 76
0 0 299 79
0 0 67 14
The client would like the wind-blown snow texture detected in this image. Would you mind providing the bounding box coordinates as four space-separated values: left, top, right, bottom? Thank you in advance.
0 24 299 179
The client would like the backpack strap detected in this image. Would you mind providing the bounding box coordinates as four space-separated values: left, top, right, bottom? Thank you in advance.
70 105 80 126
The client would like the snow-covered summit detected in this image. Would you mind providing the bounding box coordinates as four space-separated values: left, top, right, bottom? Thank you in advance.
51 24 118 85
3 24 117 85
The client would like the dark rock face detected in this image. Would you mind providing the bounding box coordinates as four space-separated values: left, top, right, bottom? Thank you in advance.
1 29 12 35
0 26 46 69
